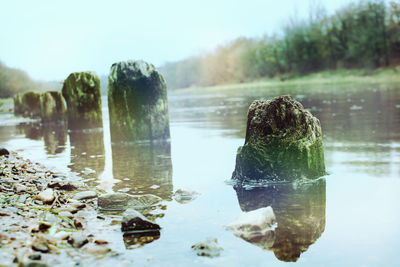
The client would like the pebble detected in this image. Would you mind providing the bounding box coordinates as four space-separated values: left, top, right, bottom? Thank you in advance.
68 234 88 248
73 191 97 200
32 244 50 253
36 189 55 204
191 238 223 258
83 244 111 255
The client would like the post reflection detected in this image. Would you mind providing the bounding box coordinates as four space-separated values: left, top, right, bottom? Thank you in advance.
111 141 173 200
234 179 326 262
43 124 67 155
16 122 68 154
69 130 105 179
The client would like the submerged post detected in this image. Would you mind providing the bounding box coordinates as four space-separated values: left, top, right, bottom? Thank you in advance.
232 95 326 182
40 91 67 122
62 72 103 129
13 91 41 118
108 60 170 142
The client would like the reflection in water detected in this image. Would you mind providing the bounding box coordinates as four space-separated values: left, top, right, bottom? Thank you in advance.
69 130 105 179
111 142 173 200
43 124 67 155
17 122 42 140
234 179 326 262
16 122 68 154
123 231 161 250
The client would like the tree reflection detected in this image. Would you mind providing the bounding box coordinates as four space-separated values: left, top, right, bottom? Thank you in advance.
234 179 326 262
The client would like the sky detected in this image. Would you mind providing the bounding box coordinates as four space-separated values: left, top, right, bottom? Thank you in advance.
1 0 359 81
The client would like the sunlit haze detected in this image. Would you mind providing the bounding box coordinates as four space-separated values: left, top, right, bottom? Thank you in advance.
1 0 360 81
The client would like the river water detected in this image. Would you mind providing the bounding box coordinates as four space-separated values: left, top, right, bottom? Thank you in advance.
1 82 400 266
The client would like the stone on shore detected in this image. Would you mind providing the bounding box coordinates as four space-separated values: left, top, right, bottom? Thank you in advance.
13 91 41 118
121 208 161 233
68 233 89 248
232 95 326 182
108 60 170 142
0 148 9 156
61 72 103 129
40 91 67 122
37 188 55 204
73 190 97 200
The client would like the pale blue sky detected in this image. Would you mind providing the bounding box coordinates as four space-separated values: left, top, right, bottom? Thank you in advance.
1 0 359 81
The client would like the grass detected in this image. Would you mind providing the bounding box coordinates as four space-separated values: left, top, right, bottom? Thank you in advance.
171 66 400 94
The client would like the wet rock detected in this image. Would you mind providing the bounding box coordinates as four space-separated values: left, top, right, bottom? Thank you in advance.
97 193 130 211
13 91 41 118
94 239 108 245
173 189 200 204
59 183 78 191
232 95 326 182
0 148 9 156
14 184 28 193
38 221 52 232
68 234 88 248
108 60 170 142
73 190 97 200
61 72 103 129
37 189 55 204
121 209 161 233
98 193 161 211
40 91 67 122
226 207 277 249
191 238 223 258
28 253 42 260
32 243 49 253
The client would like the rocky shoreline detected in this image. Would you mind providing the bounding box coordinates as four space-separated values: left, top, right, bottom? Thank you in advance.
0 150 137 266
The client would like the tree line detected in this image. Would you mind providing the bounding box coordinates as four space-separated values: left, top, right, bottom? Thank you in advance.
0 61 61 98
160 0 400 89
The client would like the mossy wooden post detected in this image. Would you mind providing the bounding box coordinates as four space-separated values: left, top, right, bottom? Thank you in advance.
13 91 41 118
108 60 170 142
40 91 67 122
62 72 103 129
232 95 326 182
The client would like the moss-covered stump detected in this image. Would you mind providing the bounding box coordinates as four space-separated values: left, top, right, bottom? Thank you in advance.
61 72 103 129
13 91 41 118
232 95 325 182
40 91 67 122
108 60 170 142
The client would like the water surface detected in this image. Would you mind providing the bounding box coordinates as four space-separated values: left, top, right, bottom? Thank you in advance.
1 82 399 266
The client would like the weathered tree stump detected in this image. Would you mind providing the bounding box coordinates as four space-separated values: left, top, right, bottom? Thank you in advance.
232 95 325 182
62 72 103 129
108 60 170 142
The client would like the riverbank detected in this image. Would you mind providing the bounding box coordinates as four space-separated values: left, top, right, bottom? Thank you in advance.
0 150 127 266
171 66 400 94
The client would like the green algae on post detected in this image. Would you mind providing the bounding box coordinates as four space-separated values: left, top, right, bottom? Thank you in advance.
40 91 67 123
62 72 103 129
13 91 41 118
232 95 326 182
108 60 170 142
